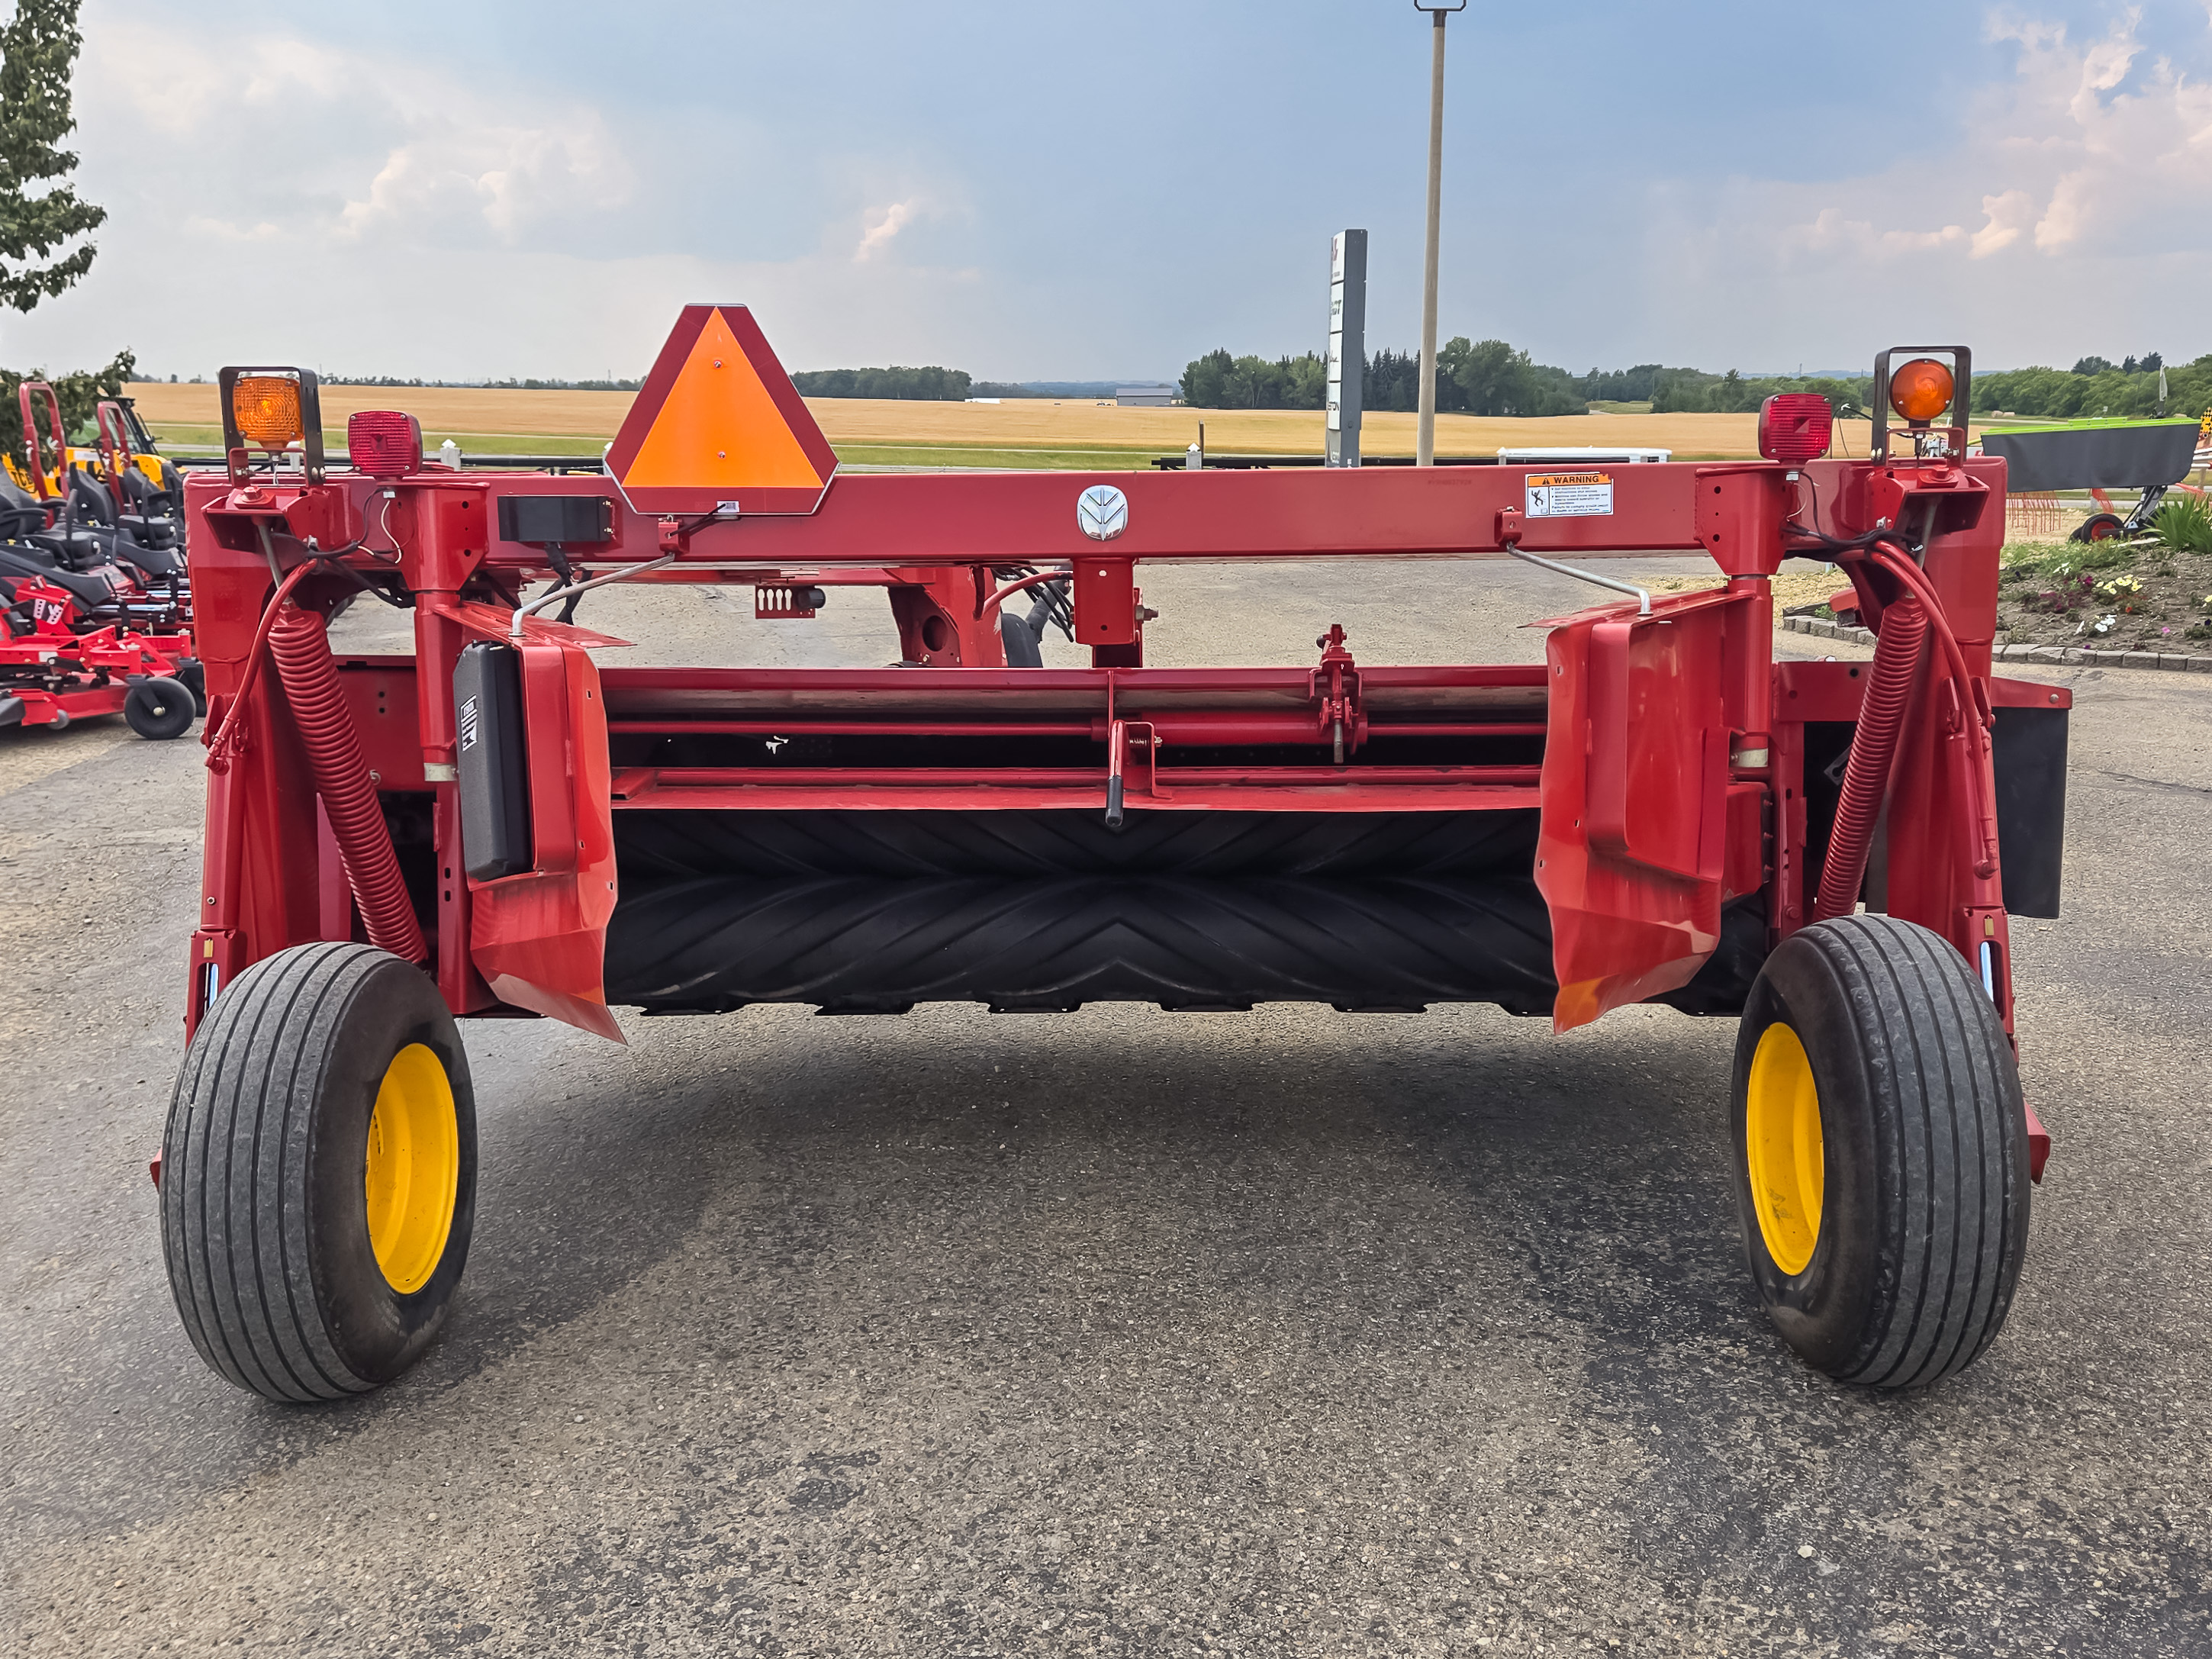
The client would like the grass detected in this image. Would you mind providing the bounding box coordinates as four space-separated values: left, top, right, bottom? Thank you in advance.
2152 496 2212 556
2000 541 2136 586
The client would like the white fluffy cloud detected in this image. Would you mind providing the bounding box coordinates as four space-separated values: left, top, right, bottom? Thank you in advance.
854 200 919 262
92 27 633 250
11 2 2205 383
1769 11 2212 269
1611 8 2212 369
335 117 630 246
5 6 989 379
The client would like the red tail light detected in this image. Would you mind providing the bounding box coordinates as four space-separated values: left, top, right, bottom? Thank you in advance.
1757 394 1834 465
347 411 423 478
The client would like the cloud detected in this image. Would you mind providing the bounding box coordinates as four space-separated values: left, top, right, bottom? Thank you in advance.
1780 208 1968 260
1971 189 2037 257
1765 11 2212 266
855 199 919 263
336 115 631 246
85 20 634 253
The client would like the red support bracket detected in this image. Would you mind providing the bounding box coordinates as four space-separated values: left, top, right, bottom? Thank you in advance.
1074 557 1135 647
1308 624 1364 764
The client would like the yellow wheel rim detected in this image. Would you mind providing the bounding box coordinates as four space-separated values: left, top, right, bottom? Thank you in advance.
364 1043 459 1295
1745 1021 1824 1277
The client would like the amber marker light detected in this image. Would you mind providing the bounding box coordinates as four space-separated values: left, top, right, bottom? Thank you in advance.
232 375 304 449
1887 358 1954 425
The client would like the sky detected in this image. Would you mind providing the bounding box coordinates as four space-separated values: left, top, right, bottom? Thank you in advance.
8 0 2212 383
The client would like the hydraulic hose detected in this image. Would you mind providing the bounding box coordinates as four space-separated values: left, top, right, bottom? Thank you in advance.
1811 592 1927 924
267 600 428 963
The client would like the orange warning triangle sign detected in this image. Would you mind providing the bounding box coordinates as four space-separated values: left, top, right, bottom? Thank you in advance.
608 305 837 513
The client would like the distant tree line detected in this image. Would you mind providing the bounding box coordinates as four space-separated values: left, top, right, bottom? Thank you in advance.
1179 350 1329 411
1972 355 2211 420
317 375 644 390
790 366 971 400
1181 338 2212 424
968 380 1126 399
1180 340 1872 417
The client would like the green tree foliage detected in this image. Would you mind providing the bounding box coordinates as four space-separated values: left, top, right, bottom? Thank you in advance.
1178 349 1328 410
0 347 134 475
1177 334 2212 430
1362 348 1422 412
0 0 105 314
790 366 972 400
1974 356 2210 421
1183 339 1871 419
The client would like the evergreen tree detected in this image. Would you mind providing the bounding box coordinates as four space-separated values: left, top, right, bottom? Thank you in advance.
0 0 105 315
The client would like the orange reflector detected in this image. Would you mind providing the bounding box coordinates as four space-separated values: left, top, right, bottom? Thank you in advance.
607 305 838 515
1888 358 1954 425
233 375 304 449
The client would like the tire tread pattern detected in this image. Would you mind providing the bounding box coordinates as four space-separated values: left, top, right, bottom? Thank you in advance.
1800 916 2026 1388
161 943 389 1403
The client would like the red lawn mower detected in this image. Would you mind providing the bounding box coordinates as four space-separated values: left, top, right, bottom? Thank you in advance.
0 382 199 738
0 575 199 737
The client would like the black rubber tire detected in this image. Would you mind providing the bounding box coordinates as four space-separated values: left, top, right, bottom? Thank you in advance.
124 675 195 739
2071 511 2126 543
175 656 208 716
160 942 477 1402
1730 915 2030 1388
1000 611 1045 668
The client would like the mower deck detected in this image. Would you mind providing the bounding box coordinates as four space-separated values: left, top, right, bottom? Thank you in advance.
155 314 2062 1403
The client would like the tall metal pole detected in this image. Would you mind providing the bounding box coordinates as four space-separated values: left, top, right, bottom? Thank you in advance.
1415 3 1458 465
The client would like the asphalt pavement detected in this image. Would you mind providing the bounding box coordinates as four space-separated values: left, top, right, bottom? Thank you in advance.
4 555 2210 1657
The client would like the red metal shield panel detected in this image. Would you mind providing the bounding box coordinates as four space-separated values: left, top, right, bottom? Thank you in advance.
1537 591 1734 1032
468 637 624 1042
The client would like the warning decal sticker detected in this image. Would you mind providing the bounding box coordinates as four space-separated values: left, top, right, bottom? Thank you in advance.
1525 472 1614 518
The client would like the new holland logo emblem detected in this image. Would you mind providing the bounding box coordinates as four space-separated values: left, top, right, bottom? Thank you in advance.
1077 484 1129 541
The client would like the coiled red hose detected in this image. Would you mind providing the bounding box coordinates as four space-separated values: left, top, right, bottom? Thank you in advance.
1811 594 1927 923
267 601 428 962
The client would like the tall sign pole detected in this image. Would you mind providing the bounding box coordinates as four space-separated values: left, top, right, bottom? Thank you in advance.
1326 229 1367 468
1414 1 1463 465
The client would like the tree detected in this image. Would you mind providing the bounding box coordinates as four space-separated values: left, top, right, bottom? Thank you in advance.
0 346 132 475
1362 348 1422 413
1444 338 1521 416
789 365 971 400
0 0 105 315
2071 356 2114 376
1177 348 1327 410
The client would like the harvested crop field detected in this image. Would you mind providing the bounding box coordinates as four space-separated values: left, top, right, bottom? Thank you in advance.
124 381 1796 468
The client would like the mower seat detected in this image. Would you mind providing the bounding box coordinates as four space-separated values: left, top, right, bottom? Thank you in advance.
69 469 116 526
0 543 119 614
27 527 121 573
118 516 181 554
111 530 183 580
120 465 183 523
0 478 50 541
70 467 182 560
